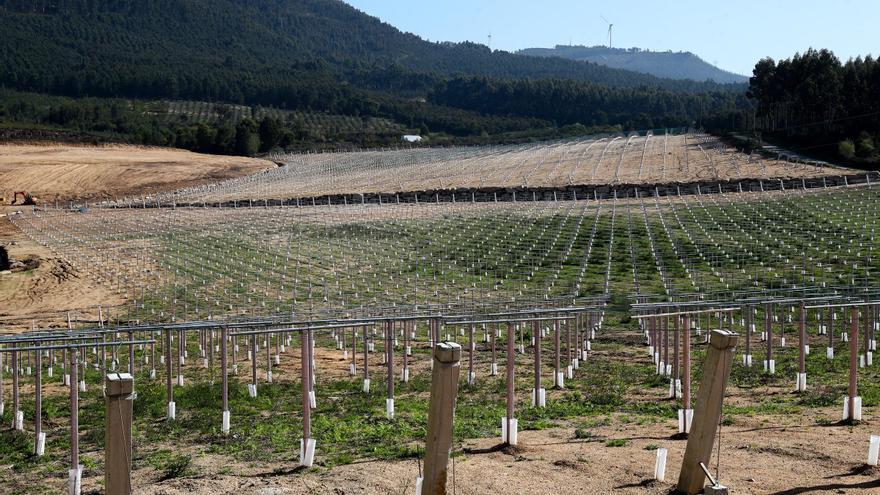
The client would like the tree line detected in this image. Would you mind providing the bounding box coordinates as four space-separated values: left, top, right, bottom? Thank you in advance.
429 77 752 132
748 48 880 163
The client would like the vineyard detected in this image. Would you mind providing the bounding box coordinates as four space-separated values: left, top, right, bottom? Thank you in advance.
2 131 880 494
157 131 842 205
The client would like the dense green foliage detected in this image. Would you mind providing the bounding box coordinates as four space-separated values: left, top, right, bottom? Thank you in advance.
430 76 753 130
0 90 569 152
0 0 735 102
518 45 749 84
748 48 880 164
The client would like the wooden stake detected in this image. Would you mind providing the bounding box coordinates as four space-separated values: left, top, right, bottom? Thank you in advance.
421 342 461 494
105 373 133 495
676 330 738 495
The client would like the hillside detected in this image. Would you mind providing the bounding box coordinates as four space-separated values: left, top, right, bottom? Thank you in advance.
0 0 737 107
0 0 751 153
0 143 273 202
518 45 748 84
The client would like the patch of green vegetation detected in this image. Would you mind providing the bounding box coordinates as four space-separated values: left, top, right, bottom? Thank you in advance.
574 428 592 439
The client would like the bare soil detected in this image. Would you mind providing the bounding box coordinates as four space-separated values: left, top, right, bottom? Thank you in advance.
0 143 274 204
119 410 879 495
0 212 123 331
0 143 274 329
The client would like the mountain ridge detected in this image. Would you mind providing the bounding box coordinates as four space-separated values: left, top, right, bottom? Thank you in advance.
518 45 748 84
0 0 742 105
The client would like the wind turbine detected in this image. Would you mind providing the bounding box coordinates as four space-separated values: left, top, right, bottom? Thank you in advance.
600 15 613 48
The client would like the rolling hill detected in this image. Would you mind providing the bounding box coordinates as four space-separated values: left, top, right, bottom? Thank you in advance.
0 0 739 106
518 45 748 84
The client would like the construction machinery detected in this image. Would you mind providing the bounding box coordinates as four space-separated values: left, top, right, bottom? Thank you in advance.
11 191 37 206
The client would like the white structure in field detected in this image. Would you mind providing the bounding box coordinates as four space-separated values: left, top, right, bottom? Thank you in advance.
402 134 422 143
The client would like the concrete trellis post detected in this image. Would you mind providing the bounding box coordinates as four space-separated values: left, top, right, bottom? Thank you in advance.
363 325 370 393
532 321 545 407
662 316 670 376
845 307 862 422
566 319 573 378
554 320 563 388
676 330 739 495
12 343 21 430
221 328 230 435
828 309 835 360
350 326 357 376
35 343 45 455
679 315 692 434
764 304 775 374
165 330 175 420
128 330 135 376
386 321 395 419
651 316 659 370
69 348 82 495
403 322 410 382
0 350 4 417
743 306 753 366
796 302 807 391
266 332 272 384
502 322 517 445
105 373 133 495
467 324 475 386
672 314 681 399
249 334 258 398
300 327 316 467
418 342 461 495
490 323 498 376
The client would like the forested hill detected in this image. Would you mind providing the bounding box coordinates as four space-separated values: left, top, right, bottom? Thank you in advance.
519 46 748 84
0 0 738 108
0 0 753 155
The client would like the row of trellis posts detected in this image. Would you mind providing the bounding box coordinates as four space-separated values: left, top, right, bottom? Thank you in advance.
0 304 608 494
3 295 879 493
638 297 878 424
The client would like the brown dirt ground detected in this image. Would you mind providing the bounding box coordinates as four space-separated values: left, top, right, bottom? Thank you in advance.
233 134 851 202
120 413 880 495
0 142 274 204
0 211 124 331
0 143 273 330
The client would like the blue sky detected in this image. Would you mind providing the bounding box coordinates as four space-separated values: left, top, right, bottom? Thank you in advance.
343 0 877 76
